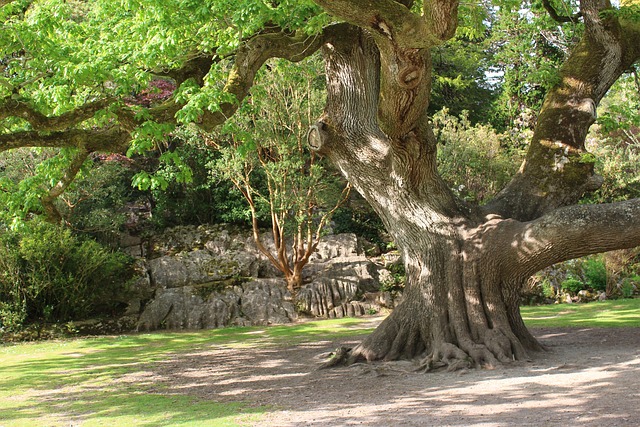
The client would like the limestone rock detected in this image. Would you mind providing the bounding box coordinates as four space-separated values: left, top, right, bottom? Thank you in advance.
136 279 296 331
147 250 248 289
310 233 361 261
132 225 401 331
240 279 297 325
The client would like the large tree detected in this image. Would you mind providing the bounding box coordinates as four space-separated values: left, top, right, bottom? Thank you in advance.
1 0 640 370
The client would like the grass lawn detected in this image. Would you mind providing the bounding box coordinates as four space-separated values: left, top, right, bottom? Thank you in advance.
1 299 638 426
0 317 374 427
521 298 640 328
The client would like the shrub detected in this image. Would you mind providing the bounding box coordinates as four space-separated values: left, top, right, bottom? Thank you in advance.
148 141 253 228
561 277 585 294
433 108 525 204
0 220 134 332
583 256 607 292
541 279 556 299
620 277 638 298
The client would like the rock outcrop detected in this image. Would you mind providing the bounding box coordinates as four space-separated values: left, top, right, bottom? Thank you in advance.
131 225 400 331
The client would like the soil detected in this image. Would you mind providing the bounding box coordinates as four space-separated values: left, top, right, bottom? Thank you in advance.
150 316 640 426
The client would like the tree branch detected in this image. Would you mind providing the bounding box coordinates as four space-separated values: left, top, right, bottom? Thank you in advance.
41 148 89 223
0 99 112 131
508 199 640 277
423 0 459 41
542 0 582 23
0 128 131 153
0 29 328 155
198 29 330 132
485 2 640 221
314 0 435 47
315 0 458 46
159 54 215 86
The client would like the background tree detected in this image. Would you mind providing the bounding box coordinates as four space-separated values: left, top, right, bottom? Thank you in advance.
0 0 639 371
210 58 350 293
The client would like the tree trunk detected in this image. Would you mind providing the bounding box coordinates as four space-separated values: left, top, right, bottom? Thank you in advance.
311 17 640 371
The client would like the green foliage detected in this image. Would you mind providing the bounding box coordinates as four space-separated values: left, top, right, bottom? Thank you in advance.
561 277 584 294
601 4 640 22
210 57 347 240
583 256 608 292
380 261 406 294
429 36 498 123
538 255 609 296
0 148 85 224
63 156 137 244
597 67 640 134
620 276 639 298
332 194 387 246
0 149 139 244
434 108 524 203
0 220 134 332
582 70 640 205
488 0 582 130
541 279 556 299
147 140 252 227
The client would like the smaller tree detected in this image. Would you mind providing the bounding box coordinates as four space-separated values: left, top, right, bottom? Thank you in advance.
210 59 349 294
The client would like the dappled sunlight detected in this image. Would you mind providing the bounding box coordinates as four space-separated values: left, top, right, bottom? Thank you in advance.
250 349 640 426
0 316 382 426
2 316 640 426
130 324 640 426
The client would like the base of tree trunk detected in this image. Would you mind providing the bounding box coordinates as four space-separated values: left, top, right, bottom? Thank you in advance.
319 295 547 372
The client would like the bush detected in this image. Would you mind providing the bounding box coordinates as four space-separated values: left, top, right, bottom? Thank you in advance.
583 256 607 292
0 220 134 332
148 142 254 228
561 277 585 294
537 255 610 297
64 156 136 245
433 108 525 204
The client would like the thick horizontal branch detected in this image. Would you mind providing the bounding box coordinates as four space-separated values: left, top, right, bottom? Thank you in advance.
314 0 437 47
159 54 215 86
0 128 131 153
508 199 640 277
0 99 112 131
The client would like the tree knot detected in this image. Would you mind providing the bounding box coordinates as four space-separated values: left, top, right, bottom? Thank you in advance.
397 66 422 89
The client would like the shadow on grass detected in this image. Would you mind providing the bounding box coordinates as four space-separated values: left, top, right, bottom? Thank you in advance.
3 305 640 426
0 317 376 426
139 327 640 426
521 298 640 328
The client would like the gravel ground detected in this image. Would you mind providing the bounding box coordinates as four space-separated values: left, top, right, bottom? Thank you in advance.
150 318 640 426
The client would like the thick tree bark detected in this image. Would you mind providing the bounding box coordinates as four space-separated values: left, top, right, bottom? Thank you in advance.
312 1 640 371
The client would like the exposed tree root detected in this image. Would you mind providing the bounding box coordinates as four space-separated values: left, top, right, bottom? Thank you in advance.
317 312 540 373
317 346 352 370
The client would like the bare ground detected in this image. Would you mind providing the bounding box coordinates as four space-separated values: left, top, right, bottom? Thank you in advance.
148 317 640 426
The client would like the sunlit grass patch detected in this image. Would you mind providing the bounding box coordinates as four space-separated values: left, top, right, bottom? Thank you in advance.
0 316 377 427
522 298 640 328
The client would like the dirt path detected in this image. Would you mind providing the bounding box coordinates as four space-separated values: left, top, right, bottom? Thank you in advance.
150 318 640 426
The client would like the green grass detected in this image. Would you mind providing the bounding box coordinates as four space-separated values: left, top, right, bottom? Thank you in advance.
522 298 640 328
0 317 376 427
2 301 639 426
